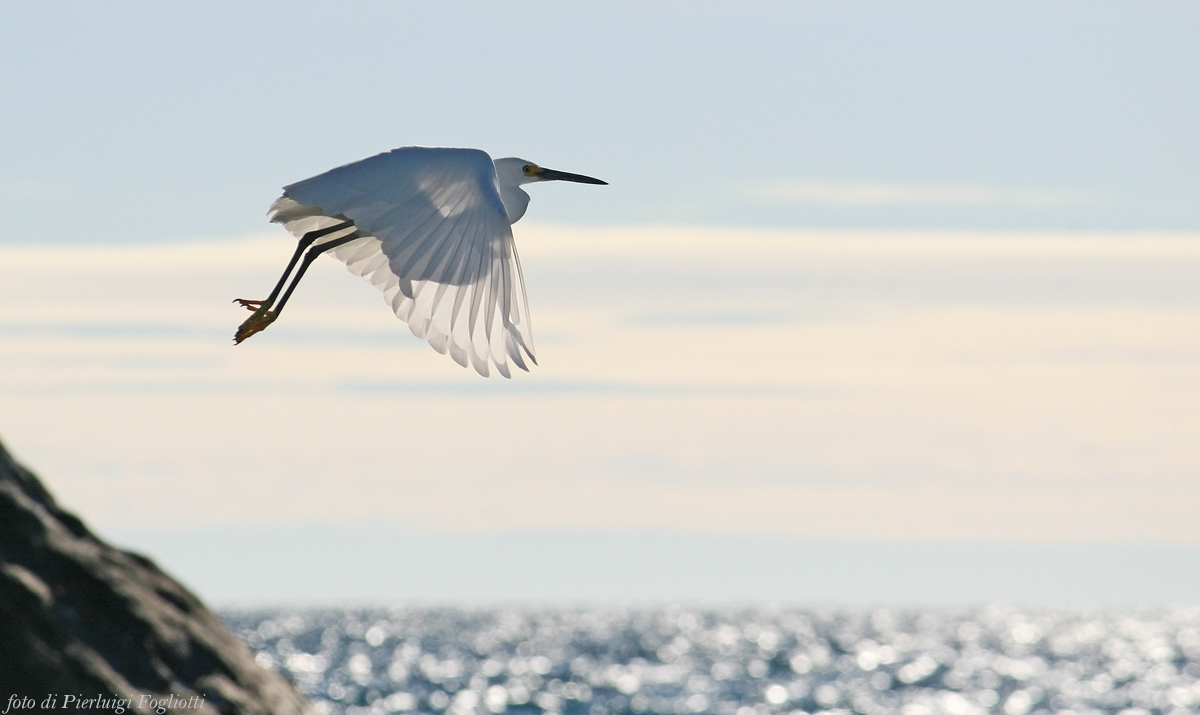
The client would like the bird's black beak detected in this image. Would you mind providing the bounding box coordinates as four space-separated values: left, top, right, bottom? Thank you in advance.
537 167 608 185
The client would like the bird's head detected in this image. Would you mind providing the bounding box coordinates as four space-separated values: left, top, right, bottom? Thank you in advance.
494 157 607 188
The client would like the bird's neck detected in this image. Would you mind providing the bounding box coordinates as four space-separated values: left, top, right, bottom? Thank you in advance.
499 185 531 224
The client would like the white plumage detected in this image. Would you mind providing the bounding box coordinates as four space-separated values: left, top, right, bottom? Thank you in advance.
234 146 606 378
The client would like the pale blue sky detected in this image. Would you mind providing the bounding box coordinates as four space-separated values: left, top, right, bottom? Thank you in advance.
2 1 1199 244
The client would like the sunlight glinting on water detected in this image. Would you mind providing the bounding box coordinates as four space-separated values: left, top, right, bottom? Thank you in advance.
223 605 1200 715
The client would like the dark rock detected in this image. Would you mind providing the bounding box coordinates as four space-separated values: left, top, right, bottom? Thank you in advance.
0 438 314 715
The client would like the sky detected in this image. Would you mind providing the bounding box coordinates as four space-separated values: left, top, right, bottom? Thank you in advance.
1 2 1199 606
3 1 1200 241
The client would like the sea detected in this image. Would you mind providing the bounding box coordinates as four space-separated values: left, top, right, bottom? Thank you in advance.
219 605 1200 715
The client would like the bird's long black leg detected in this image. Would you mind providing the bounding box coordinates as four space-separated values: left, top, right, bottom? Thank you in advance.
271 233 363 316
234 230 363 344
234 220 354 314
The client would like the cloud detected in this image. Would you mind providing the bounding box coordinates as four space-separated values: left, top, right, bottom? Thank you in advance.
747 180 1097 208
1 228 1198 543
0 179 65 202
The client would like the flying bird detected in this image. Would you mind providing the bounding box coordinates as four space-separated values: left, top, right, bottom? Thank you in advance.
233 146 606 377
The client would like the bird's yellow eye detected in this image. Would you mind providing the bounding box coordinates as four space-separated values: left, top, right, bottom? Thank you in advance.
522 165 538 176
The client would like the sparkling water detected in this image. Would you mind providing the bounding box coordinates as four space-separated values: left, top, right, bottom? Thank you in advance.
221 606 1200 715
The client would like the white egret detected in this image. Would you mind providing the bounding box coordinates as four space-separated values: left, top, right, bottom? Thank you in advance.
233 146 606 377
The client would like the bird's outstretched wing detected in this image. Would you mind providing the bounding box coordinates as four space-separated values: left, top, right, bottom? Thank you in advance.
268 147 536 378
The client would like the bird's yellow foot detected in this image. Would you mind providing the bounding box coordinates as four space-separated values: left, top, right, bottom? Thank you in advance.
234 298 265 313
234 308 278 344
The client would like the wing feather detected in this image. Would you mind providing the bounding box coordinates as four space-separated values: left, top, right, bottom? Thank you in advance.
270 147 536 377
492 241 512 369
471 243 495 376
